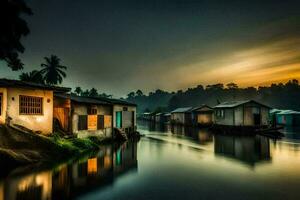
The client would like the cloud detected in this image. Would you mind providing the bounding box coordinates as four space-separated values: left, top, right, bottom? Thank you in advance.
169 36 300 89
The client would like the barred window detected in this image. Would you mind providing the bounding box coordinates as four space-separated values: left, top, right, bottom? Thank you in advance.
19 95 43 115
0 93 2 115
88 106 97 115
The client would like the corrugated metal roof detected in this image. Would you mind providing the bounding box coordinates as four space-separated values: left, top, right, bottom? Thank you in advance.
214 100 250 108
277 110 300 115
0 78 71 92
91 96 137 106
191 104 213 111
214 100 271 108
171 107 193 113
270 109 282 114
55 93 111 105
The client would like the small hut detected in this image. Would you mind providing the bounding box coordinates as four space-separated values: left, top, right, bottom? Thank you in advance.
191 105 213 126
213 100 271 127
275 110 300 126
171 107 193 125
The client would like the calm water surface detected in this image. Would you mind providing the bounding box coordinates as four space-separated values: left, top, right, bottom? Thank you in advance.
1 121 300 200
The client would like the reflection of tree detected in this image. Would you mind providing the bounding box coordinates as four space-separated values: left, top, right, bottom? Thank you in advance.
214 135 271 166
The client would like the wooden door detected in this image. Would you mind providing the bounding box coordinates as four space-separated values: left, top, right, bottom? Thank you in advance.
54 107 69 131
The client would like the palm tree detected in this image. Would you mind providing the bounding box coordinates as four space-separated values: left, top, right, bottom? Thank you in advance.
74 87 82 96
89 88 98 97
40 55 67 85
19 70 44 84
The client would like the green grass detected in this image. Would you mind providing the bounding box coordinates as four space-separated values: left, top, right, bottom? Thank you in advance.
49 133 102 155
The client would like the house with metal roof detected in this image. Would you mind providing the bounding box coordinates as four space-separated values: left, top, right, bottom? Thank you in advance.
54 94 113 138
274 109 300 126
171 107 193 125
191 105 214 126
0 78 70 135
91 96 137 134
213 100 271 127
54 94 137 138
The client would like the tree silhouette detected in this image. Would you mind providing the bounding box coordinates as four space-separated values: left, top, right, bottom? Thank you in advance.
0 0 32 70
226 82 238 89
19 70 44 84
89 88 98 97
127 79 300 113
74 87 82 96
136 89 143 96
40 55 67 85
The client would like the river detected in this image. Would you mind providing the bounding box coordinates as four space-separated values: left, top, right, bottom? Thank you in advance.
1 121 300 200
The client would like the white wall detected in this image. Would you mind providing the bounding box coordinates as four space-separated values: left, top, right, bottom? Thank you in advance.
113 105 136 129
5 88 53 135
0 88 7 124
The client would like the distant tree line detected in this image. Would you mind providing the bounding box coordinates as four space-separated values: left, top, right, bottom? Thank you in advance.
73 87 112 98
126 89 174 113
126 79 300 113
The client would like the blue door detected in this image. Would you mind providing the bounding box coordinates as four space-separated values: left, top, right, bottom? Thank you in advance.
116 111 122 128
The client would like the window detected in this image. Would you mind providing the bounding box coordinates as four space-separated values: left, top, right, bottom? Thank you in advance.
0 93 2 115
97 115 112 130
88 106 97 115
78 115 88 130
216 109 225 118
19 95 43 115
97 115 104 129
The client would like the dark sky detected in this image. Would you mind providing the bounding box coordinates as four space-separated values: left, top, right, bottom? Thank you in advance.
1 0 300 97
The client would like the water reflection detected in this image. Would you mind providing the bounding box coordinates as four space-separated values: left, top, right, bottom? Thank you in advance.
214 135 271 167
0 142 137 200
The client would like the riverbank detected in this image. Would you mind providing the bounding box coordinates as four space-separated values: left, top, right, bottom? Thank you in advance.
0 125 114 172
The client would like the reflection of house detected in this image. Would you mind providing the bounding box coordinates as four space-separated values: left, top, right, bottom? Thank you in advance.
113 142 138 175
214 100 271 127
155 113 171 123
191 105 213 126
54 94 113 138
214 135 271 166
5 172 53 200
0 79 70 135
272 109 300 126
171 107 193 125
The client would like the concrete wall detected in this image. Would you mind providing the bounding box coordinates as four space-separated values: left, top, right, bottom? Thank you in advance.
72 103 112 138
4 88 53 135
113 105 136 129
0 88 7 124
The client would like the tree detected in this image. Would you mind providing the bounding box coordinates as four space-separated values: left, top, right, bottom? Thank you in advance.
74 87 82 96
89 88 98 97
127 92 135 99
40 55 67 85
81 89 90 97
19 70 44 84
99 93 112 98
136 89 143 96
0 0 32 70
226 82 238 89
